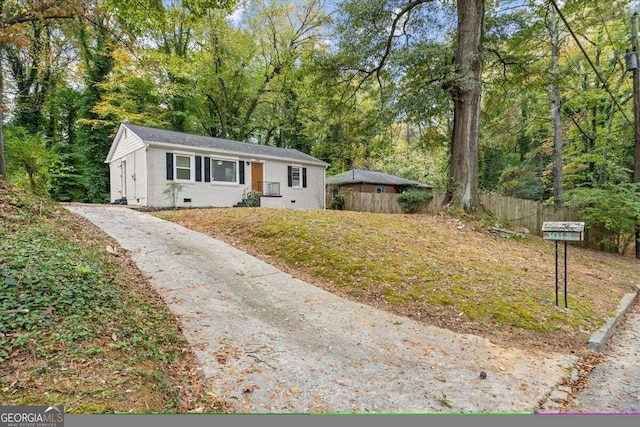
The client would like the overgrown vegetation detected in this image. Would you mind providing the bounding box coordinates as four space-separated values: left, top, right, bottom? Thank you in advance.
0 184 229 413
397 190 434 213
566 184 640 254
156 207 640 354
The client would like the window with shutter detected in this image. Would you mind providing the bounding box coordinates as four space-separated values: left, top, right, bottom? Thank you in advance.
288 165 303 188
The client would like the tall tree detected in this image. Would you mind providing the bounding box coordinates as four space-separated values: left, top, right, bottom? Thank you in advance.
443 0 484 210
336 0 485 211
548 2 563 207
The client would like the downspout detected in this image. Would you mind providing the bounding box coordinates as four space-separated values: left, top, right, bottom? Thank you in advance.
145 146 150 207
323 164 328 209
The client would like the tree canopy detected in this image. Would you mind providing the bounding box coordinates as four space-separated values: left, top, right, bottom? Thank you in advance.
0 0 637 237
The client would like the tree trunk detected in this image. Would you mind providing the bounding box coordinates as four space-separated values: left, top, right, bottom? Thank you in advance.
444 0 484 212
549 4 563 207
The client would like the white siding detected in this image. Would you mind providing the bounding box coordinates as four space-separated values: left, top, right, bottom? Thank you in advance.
262 160 326 210
109 147 148 205
109 162 121 202
147 147 325 209
111 127 145 160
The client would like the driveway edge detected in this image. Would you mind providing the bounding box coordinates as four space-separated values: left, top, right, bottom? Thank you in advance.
587 285 640 353
536 284 639 413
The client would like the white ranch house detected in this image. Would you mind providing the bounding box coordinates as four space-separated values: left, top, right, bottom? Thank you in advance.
106 123 328 209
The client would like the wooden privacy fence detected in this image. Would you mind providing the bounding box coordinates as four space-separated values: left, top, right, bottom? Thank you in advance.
342 191 403 214
341 191 622 251
475 193 618 250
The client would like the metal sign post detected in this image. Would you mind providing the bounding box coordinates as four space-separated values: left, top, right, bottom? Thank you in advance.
542 221 585 309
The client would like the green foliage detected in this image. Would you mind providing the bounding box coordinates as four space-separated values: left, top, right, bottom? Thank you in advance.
0 226 118 361
566 183 640 254
4 127 56 195
397 190 433 214
498 164 548 201
328 194 345 210
162 181 185 208
244 190 261 207
48 144 88 202
0 185 224 412
76 24 118 203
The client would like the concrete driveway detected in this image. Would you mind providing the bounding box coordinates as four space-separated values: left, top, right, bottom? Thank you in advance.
66 205 577 413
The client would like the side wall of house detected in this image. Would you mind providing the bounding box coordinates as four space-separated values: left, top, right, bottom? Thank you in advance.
109 147 148 205
147 147 325 209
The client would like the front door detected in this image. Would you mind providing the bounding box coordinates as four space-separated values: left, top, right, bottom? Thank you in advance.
252 162 263 193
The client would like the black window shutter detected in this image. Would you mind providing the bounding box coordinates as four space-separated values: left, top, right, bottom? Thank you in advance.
166 153 173 180
287 166 293 187
195 156 202 182
302 167 307 188
239 161 245 185
204 157 210 182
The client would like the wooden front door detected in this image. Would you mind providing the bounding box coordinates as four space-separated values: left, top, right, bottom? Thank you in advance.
252 162 263 193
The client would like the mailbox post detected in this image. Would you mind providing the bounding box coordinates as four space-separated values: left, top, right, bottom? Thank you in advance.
542 222 585 308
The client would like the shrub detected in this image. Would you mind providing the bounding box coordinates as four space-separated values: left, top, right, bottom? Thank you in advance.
329 194 345 210
162 182 184 208
245 190 261 207
397 190 433 214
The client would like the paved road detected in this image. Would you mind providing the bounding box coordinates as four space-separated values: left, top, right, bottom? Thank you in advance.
67 205 577 413
565 301 640 413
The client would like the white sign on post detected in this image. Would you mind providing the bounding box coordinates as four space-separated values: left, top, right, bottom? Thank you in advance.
541 221 585 242
541 221 584 309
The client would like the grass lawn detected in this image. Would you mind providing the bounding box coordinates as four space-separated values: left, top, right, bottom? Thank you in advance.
155 207 640 355
0 185 230 413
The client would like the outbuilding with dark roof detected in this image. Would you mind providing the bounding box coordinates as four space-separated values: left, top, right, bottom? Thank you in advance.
326 169 432 195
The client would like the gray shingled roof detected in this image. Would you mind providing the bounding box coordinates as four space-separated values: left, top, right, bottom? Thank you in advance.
123 123 327 166
327 169 432 188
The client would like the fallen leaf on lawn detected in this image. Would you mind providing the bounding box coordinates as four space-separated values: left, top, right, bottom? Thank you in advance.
111 333 118 341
